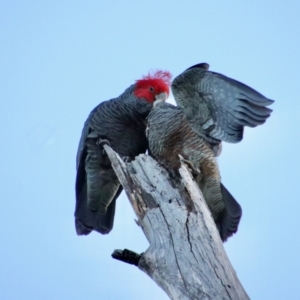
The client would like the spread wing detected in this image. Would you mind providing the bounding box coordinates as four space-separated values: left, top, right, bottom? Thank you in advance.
172 63 274 143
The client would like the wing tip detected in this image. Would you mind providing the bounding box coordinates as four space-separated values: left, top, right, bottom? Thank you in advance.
186 62 210 71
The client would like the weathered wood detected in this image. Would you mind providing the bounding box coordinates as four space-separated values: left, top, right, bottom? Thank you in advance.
103 145 250 300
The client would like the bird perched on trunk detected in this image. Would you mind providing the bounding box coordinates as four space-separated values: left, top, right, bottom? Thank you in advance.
147 63 274 242
75 71 171 235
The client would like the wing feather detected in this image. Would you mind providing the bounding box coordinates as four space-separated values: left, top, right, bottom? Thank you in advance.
172 65 274 143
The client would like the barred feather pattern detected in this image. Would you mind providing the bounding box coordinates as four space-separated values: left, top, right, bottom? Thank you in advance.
147 103 225 221
75 85 155 235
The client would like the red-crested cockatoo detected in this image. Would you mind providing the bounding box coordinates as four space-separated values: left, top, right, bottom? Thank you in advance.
75 71 172 235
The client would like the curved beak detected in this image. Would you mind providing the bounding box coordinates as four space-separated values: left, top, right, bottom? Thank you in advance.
154 92 168 107
155 92 168 102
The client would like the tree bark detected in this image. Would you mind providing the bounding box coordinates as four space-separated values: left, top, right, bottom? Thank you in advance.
104 145 250 300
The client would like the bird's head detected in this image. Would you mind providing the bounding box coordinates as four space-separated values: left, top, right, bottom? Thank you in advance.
134 70 172 104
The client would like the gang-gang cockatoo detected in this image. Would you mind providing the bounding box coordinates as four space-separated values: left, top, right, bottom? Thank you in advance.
75 71 171 235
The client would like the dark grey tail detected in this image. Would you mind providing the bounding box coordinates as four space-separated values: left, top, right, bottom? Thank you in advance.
74 182 123 235
217 183 242 242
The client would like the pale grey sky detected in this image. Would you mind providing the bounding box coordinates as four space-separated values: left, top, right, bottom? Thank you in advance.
1 1 300 299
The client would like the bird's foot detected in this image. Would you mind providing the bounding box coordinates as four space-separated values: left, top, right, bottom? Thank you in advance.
178 155 201 175
96 138 111 155
96 138 111 147
112 249 143 266
121 156 131 163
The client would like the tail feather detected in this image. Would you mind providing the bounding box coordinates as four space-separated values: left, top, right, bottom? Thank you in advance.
75 182 123 235
217 183 242 242
75 219 92 235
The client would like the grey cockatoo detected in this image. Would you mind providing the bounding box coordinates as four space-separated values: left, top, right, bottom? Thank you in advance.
147 63 274 242
75 71 172 235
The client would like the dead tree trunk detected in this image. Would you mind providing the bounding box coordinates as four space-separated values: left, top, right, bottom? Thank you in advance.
104 145 250 300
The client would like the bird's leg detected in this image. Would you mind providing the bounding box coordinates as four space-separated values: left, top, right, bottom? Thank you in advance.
121 156 131 163
85 138 110 168
178 154 201 175
96 138 111 155
97 138 130 163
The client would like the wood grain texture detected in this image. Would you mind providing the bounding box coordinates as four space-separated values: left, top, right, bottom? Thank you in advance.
103 145 249 300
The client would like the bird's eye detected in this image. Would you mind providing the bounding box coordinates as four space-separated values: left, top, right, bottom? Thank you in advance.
149 87 155 93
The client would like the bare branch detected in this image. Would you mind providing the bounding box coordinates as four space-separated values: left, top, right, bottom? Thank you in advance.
103 145 249 300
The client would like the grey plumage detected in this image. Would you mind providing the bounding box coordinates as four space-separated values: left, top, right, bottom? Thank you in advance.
75 89 152 235
172 63 274 143
75 72 171 235
147 63 274 241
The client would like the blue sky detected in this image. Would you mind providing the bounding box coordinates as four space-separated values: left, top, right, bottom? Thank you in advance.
1 1 300 299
